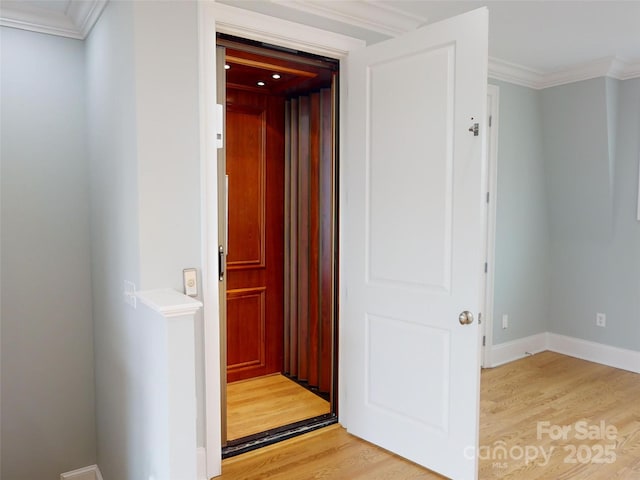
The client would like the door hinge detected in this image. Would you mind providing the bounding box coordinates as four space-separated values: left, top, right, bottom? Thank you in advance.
482 335 486 347
489 115 492 127
486 191 490 203
484 262 488 273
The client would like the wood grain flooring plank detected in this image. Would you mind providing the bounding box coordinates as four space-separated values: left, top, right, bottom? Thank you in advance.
220 352 640 479
227 374 330 440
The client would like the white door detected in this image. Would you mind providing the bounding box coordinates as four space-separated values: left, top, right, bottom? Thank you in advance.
341 8 488 480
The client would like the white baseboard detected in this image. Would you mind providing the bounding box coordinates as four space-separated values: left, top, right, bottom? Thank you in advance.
488 332 548 367
547 333 640 374
197 447 207 480
488 332 640 373
60 465 103 480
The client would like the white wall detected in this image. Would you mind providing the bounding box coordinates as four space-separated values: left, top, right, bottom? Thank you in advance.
132 0 206 446
0 27 96 478
86 1 203 478
134 1 202 290
132 0 205 447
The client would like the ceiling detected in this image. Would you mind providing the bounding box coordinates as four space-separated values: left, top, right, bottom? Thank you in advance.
2 0 639 88
220 39 337 96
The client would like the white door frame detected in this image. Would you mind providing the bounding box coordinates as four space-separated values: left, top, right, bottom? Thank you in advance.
482 84 500 368
199 3 364 477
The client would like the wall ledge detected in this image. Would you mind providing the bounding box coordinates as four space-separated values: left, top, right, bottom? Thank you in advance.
136 288 203 318
60 464 103 480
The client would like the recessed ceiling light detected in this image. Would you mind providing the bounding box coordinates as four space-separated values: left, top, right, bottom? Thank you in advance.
272 74 281 79
257 81 265 86
224 64 230 70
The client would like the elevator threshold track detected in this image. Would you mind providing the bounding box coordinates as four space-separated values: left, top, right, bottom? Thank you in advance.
224 373 336 458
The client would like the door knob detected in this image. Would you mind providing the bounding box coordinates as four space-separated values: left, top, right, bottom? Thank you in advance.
459 311 474 325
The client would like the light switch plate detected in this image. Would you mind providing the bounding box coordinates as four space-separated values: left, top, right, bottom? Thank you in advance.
183 268 198 297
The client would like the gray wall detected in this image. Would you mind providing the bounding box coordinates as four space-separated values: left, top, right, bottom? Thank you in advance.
542 78 640 351
86 2 142 478
489 79 550 344
491 76 640 353
86 1 203 478
0 27 96 479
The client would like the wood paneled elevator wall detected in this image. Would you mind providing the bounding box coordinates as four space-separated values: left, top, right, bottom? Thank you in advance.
284 87 335 396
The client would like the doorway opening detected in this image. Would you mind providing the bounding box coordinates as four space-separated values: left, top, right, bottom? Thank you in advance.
481 84 499 368
216 34 340 457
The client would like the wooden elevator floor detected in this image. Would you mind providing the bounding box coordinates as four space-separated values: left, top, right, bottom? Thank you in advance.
220 352 640 479
226 373 330 441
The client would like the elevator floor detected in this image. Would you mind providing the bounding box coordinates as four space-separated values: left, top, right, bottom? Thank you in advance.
227 373 330 441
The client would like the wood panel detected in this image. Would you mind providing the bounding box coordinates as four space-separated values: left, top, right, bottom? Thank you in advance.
219 40 337 97
226 288 266 372
283 87 335 397
287 98 299 378
319 87 334 394
308 92 321 388
226 105 265 268
296 96 310 382
283 104 291 377
226 87 285 383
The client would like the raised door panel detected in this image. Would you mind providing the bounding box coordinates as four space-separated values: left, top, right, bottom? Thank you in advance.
226 288 266 371
226 87 284 383
226 104 266 268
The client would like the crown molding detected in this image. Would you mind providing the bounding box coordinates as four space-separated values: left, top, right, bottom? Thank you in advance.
67 0 107 38
270 2 639 88
489 56 640 90
2 0 638 88
612 59 640 80
0 0 107 40
269 0 427 37
488 57 545 89
538 56 640 89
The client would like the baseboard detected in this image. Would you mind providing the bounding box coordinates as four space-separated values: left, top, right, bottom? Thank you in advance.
547 333 640 374
60 465 103 480
488 332 548 367
197 446 207 480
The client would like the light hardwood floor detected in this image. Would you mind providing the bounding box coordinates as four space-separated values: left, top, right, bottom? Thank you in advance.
479 351 640 479
219 352 640 479
227 374 330 440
